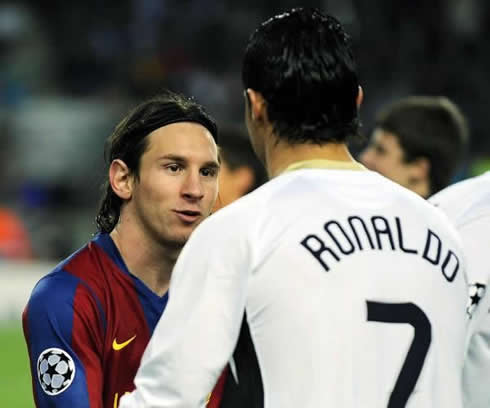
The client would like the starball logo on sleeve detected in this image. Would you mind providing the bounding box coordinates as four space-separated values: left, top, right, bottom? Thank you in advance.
37 348 76 395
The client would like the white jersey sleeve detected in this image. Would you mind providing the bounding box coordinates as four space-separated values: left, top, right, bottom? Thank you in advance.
464 273 490 408
119 210 252 408
458 217 490 408
429 172 490 408
429 172 490 286
458 217 490 286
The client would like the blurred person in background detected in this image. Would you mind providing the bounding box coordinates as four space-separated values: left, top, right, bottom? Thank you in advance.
121 8 467 407
0 207 32 259
214 124 267 211
0 112 32 260
429 171 490 408
359 96 469 198
22 90 226 408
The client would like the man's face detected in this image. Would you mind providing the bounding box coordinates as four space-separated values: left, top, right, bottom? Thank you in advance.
360 128 414 189
128 122 219 248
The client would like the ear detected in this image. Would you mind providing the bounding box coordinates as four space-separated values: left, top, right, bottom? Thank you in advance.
245 89 268 123
356 85 364 109
109 159 133 200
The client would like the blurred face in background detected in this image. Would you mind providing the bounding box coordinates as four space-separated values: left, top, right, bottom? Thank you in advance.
125 122 219 248
213 159 254 211
360 128 418 190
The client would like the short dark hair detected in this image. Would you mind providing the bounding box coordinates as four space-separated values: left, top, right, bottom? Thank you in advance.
218 124 267 192
95 90 218 233
242 7 360 144
375 96 469 195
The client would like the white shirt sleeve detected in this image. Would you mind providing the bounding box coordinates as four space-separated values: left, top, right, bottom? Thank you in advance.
119 215 252 408
457 216 490 284
460 216 490 408
463 274 490 408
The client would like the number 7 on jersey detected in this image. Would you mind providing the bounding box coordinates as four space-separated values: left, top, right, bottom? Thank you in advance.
366 301 432 408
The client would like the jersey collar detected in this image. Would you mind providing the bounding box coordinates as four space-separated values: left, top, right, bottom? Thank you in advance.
281 159 366 174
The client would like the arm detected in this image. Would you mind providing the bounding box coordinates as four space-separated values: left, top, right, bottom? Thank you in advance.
458 216 490 285
463 274 490 407
22 271 104 408
459 216 490 407
120 216 251 408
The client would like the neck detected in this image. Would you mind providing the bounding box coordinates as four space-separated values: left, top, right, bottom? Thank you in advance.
110 216 181 296
265 135 356 178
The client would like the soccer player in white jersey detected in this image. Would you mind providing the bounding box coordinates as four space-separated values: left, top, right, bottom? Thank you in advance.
429 171 490 408
120 8 468 408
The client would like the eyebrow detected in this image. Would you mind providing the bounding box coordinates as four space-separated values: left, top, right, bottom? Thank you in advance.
158 154 220 168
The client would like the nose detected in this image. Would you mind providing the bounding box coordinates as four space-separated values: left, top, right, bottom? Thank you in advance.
182 170 204 201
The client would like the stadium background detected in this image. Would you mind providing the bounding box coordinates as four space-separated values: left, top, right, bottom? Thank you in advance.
1 1 489 405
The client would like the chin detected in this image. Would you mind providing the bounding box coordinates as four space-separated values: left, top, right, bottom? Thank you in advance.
164 232 192 248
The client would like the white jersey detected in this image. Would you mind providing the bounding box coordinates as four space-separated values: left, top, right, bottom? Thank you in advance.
430 171 490 408
121 163 467 408
429 172 490 287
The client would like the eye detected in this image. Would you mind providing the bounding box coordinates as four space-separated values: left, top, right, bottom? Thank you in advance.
165 163 183 173
200 167 218 177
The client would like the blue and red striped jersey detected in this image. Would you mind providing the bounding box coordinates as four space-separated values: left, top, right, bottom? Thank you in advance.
22 233 225 407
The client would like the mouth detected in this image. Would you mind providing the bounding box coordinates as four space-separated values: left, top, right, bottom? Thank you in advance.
173 210 202 223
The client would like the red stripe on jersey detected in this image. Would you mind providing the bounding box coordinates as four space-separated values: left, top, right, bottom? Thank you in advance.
72 283 105 408
64 242 117 315
64 239 153 407
207 366 229 408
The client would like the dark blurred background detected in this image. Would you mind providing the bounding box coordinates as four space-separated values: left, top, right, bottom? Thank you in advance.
1 0 489 260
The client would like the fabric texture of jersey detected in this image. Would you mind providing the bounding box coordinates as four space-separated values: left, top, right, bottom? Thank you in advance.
429 171 490 286
121 167 468 408
429 171 490 408
22 233 170 408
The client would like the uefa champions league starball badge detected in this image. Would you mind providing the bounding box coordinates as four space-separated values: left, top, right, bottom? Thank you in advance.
37 348 76 395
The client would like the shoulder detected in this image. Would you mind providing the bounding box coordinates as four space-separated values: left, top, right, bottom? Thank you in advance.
178 180 284 268
429 173 490 227
192 175 298 244
24 262 107 347
430 173 490 204
206 170 330 225
26 243 103 318
199 178 277 228
27 270 88 321
24 269 86 340
356 172 464 245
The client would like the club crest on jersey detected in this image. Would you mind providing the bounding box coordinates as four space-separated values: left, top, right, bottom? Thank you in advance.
37 348 76 396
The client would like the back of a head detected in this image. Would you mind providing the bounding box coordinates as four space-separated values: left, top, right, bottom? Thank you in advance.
376 96 469 194
96 89 218 233
242 8 360 145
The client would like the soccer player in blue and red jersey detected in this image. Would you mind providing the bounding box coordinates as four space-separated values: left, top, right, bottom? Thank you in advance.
22 90 225 407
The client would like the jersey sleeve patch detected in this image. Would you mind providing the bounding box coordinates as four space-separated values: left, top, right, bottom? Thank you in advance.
467 282 487 318
37 347 76 396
